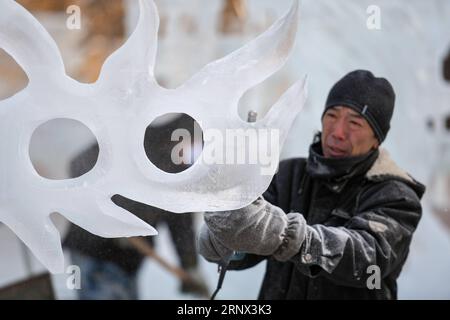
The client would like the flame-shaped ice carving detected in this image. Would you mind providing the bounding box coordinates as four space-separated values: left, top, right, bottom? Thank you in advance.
0 0 307 273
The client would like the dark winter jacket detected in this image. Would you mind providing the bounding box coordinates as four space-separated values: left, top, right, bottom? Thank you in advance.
230 139 425 300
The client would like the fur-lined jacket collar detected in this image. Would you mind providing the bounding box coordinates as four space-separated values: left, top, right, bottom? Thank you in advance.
366 148 425 197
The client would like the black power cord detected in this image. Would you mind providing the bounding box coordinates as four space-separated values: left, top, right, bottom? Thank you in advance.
210 260 230 300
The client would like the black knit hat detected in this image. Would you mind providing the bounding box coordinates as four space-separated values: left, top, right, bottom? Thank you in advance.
323 70 395 143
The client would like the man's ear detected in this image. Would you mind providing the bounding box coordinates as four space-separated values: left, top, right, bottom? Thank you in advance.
372 140 380 150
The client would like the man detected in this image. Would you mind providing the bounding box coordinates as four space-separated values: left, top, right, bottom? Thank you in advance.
198 70 425 299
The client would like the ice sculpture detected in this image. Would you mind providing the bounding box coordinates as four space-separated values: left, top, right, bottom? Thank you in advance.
0 0 307 273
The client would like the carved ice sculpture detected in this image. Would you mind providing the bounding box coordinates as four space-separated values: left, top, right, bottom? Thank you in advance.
0 0 307 273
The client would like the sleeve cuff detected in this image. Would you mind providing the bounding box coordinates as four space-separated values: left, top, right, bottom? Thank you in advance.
273 212 307 262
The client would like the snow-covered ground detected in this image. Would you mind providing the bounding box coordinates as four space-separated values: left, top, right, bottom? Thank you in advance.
1 0 450 299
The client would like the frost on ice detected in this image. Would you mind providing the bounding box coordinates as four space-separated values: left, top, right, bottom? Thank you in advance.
0 0 307 273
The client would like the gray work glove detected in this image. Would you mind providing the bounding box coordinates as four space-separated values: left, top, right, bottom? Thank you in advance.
200 197 307 262
198 222 234 263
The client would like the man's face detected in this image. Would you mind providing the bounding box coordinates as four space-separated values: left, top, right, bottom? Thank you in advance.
321 106 379 158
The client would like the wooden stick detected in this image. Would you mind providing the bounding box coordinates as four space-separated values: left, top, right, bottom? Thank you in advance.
127 237 191 282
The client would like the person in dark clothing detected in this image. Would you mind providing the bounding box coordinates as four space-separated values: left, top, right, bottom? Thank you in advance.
199 70 426 300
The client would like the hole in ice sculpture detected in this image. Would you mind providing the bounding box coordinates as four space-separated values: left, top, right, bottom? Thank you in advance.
29 118 99 180
0 49 29 100
144 113 204 174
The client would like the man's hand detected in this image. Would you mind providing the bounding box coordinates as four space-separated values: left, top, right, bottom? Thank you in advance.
199 197 307 262
198 222 234 263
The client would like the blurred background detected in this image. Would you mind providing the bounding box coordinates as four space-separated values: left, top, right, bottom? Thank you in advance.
0 0 449 299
